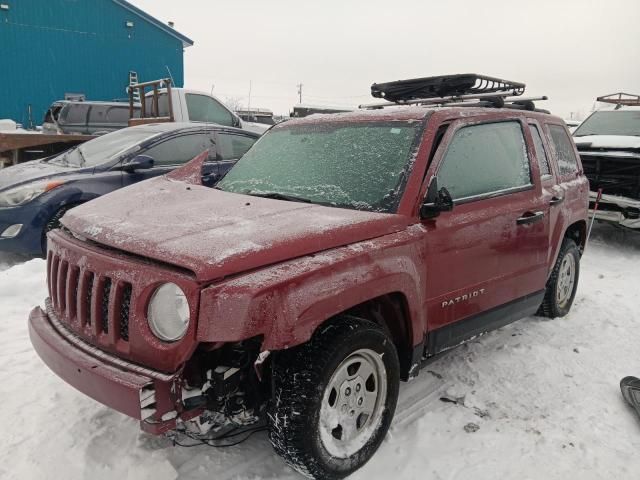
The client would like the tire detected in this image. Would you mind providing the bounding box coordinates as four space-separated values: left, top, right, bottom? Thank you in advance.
41 204 77 255
268 317 400 479
538 238 580 318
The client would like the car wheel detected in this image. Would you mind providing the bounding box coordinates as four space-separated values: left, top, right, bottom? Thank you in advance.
268 317 400 480
538 238 580 318
41 204 77 255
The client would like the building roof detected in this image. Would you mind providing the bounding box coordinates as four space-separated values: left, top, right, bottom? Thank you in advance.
112 0 194 47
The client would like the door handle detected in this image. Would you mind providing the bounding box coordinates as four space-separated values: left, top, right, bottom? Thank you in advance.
550 196 564 206
516 211 545 225
202 173 221 182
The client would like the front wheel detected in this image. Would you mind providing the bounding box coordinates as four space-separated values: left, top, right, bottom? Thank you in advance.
41 204 77 256
268 317 400 479
538 238 580 318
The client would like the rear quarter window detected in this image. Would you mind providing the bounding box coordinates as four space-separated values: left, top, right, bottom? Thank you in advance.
105 106 131 123
548 124 579 176
216 133 257 160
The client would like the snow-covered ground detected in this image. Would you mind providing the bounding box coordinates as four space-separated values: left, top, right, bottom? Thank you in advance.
1 225 639 480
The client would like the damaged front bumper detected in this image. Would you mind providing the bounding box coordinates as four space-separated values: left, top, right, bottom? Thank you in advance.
28 302 201 435
590 191 640 230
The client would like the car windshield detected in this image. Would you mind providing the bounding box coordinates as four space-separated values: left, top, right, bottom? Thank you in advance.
216 121 422 212
49 127 163 167
573 111 640 137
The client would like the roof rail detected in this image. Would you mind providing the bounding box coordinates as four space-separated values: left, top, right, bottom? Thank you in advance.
596 92 640 107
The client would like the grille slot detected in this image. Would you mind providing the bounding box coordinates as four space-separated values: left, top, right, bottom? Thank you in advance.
67 266 80 321
86 272 95 326
119 283 132 341
57 261 68 314
50 256 60 311
101 278 112 334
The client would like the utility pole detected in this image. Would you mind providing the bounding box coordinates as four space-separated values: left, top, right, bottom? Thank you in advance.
297 83 303 104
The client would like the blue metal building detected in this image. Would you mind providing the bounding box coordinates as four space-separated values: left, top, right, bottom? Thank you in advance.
0 0 193 126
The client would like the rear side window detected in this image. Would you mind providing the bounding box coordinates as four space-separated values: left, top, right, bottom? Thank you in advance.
216 133 256 160
105 106 130 123
142 133 213 166
88 106 108 123
437 121 531 200
548 125 579 176
61 104 89 124
186 94 234 126
528 124 551 176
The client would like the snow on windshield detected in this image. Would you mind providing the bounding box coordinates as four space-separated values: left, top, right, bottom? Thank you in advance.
217 121 422 213
573 111 640 137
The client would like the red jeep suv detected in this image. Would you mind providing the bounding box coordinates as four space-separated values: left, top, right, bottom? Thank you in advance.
29 75 588 479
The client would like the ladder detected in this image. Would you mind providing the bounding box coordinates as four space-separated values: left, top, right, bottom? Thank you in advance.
128 71 141 104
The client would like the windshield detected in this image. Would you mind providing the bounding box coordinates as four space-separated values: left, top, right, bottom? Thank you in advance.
573 111 640 137
49 127 163 168
217 121 422 212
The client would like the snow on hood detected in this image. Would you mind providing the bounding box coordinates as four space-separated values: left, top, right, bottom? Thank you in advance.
0 159 75 191
61 176 410 281
573 135 640 150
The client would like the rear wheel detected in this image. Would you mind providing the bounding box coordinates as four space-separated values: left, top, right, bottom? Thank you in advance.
538 238 580 318
268 317 399 479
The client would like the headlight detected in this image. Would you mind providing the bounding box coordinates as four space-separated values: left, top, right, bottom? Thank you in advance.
147 283 190 342
0 180 66 208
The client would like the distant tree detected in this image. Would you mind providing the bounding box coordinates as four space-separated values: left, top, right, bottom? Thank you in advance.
223 96 244 112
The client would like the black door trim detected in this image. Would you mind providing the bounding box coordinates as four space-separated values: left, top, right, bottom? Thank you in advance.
425 289 545 356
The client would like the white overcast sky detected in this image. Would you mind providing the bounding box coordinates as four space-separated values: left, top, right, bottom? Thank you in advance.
131 0 639 119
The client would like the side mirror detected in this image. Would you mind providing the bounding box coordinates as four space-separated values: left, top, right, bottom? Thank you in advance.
123 154 154 172
420 178 454 219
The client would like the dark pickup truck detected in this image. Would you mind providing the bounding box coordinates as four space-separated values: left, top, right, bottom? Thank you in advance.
573 104 640 230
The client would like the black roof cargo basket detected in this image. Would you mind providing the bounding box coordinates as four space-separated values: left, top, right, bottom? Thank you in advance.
371 74 525 103
361 73 548 112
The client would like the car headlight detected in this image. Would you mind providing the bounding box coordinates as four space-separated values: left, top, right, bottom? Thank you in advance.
0 180 66 208
147 283 190 342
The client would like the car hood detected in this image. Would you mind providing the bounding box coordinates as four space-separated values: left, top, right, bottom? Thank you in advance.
61 176 411 282
0 159 78 191
573 135 640 150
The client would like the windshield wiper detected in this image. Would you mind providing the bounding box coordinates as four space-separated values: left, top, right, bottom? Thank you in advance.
76 147 87 167
246 191 312 203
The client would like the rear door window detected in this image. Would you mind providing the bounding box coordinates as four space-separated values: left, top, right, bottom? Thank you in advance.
528 124 551 176
186 94 234 126
437 121 531 201
548 125 579 176
216 133 257 160
142 133 213 166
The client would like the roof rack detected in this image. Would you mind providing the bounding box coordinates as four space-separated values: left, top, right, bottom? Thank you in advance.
371 74 525 102
596 92 640 108
360 74 548 111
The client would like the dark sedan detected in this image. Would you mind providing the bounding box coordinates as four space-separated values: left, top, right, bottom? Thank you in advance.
0 122 258 256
